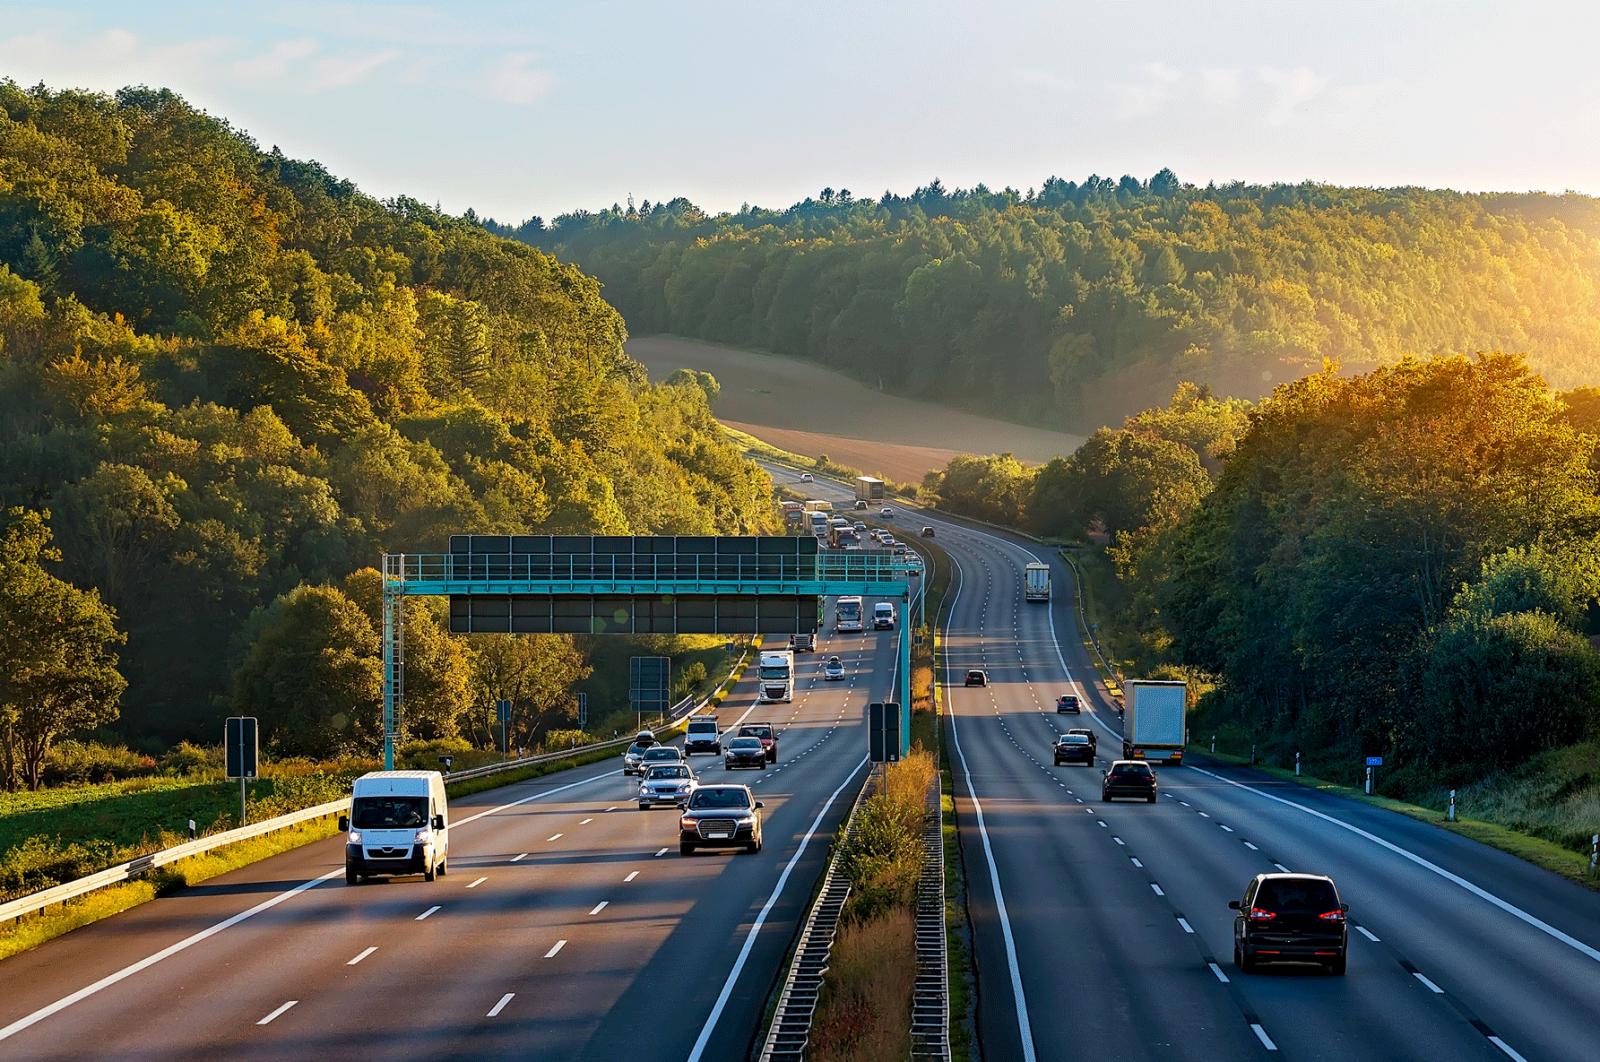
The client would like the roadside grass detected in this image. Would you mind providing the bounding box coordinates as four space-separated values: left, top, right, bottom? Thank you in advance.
808 909 917 1062
723 425 921 497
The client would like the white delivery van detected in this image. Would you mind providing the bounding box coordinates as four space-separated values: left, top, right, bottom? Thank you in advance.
340 770 449 885
874 602 896 629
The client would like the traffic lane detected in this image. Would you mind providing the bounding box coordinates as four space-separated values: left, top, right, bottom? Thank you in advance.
0 653 773 1056
1165 767 1600 1061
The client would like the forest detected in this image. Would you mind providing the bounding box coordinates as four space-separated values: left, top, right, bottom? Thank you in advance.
0 81 775 786
925 356 1600 798
507 173 1600 428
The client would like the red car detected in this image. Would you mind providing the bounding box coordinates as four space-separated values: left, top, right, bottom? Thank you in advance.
738 722 778 763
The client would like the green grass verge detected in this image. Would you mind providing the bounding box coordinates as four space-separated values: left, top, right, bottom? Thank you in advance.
1192 748 1600 891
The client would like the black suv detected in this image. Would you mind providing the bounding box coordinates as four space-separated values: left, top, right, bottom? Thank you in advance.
1230 873 1349 975
1053 733 1094 765
1101 760 1157 802
1065 728 1097 755
680 784 764 855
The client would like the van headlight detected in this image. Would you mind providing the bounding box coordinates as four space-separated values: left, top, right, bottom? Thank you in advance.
413 828 432 845
348 830 363 844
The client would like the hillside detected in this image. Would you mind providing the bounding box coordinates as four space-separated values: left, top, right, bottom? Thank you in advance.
0 81 775 752
504 174 1600 427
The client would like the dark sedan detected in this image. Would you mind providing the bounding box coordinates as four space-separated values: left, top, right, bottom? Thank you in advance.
1101 760 1157 802
1231 873 1349 975
1056 694 1081 714
724 736 767 770
1065 728 1097 755
738 722 778 762
1053 733 1095 766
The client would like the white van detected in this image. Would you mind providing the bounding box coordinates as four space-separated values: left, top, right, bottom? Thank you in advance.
874 602 896 629
341 770 449 885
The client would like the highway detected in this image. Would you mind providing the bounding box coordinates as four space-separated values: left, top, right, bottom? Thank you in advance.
0 608 910 1060
774 465 1600 1062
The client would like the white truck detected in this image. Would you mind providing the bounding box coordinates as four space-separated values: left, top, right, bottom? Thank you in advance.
757 650 794 702
1024 562 1051 602
853 476 885 504
1122 680 1187 764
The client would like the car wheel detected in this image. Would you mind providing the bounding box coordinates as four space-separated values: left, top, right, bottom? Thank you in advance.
423 862 436 882
345 868 359 886
679 842 695 856
638 803 649 810
1102 793 1112 802
1233 941 1243 968
1329 952 1347 976
437 859 446 877
1238 946 1255 972
745 840 760 854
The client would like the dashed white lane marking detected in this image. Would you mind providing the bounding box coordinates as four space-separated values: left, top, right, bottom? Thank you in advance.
1197 812 1210 818
487 993 514 1017
589 901 608 915
1177 918 1194 934
624 871 639 882
1273 862 1290 873
416 905 440 921
346 946 377 966
1219 825 1234 832
257 1001 298 1026
1355 925 1381 942
466 877 487 889
1113 836 1125 846
580 818 593 825
1150 883 1165 897
1097 820 1108 828
1251 1024 1278 1051
511 853 527 862
547 834 564 842
1488 1036 1529 1061
544 940 567 958
1243 842 1258 851
1413 972 1445 994
1208 962 1230 983
606 807 618 812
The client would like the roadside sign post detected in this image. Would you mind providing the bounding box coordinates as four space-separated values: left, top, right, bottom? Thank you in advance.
630 656 671 730
497 698 511 758
578 691 588 729
1364 756 1382 795
225 716 258 826
868 702 901 769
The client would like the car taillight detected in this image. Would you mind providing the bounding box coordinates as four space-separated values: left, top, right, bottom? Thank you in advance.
1318 910 1345 922
1248 907 1276 921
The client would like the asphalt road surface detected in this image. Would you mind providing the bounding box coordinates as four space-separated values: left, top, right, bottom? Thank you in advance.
770 463 1600 1062
0 609 913 1060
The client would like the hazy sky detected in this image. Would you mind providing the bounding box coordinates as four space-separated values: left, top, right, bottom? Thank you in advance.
4 1 1598 222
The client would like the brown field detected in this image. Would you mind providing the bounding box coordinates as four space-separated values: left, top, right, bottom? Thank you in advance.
629 335 1083 481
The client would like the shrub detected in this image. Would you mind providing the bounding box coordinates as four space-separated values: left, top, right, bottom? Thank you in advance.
158 741 217 776
0 835 117 901
43 741 158 785
837 748 936 920
675 661 708 697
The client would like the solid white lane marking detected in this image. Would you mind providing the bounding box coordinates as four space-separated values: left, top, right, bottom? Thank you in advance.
256 1000 298 1026
686 755 868 1062
1251 1024 1277 1051
1151 883 1165 897
589 901 608 915
1177 918 1194 934
511 853 527 862
624 871 639 882
544 940 567 958
487 993 514 1017
1355 925 1381 942
0 867 343 1043
416 905 441 921
347 946 377 966
1186 763 1600 966
942 554 1036 1062
1413 972 1444 994
466 876 487 889
1208 962 1230 983
547 834 563 842
1488 1036 1528 1061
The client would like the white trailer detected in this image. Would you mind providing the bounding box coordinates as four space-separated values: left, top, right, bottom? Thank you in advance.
1024 562 1051 602
1123 680 1187 764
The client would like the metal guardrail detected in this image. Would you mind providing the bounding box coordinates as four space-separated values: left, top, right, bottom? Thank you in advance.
758 775 875 1062
1 647 752 927
911 779 951 1059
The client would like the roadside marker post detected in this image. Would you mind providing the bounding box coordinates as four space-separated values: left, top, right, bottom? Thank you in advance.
225 717 258 826
1364 756 1382 795
1591 834 1597 874
1448 790 1456 823
1295 751 1301 777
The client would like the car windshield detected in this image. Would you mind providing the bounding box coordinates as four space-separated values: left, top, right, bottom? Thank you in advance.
690 788 753 809
1256 878 1339 912
647 765 690 780
351 795 427 829
740 725 772 738
729 737 763 750
626 743 647 755
968 671 984 680
1060 695 1078 704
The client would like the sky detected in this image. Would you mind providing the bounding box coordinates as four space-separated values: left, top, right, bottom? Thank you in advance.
3 1 1599 223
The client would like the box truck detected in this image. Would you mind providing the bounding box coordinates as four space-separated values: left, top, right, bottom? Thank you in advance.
1122 680 1187 764
1024 562 1051 602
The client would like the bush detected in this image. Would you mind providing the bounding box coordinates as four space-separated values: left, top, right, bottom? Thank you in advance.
0 835 118 902
539 729 590 751
43 741 158 786
837 748 936 920
158 741 217 776
675 661 708 697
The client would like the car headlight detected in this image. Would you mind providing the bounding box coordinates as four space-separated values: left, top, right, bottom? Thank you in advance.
414 828 432 845
348 830 363 844
680 816 698 828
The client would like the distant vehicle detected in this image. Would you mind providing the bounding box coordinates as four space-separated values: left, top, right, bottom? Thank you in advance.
1065 727 1097 755
874 602 896 629
892 543 907 555
635 729 658 745
1024 562 1051 602
803 499 832 513
879 507 895 519
640 746 685 772
800 472 813 482
1056 694 1081 714
823 655 845 680
1102 760 1158 802
836 595 864 633
758 650 794 702
879 535 896 547
684 717 721 756
622 740 655 775
854 475 885 504
342 771 448 884
790 633 815 652
964 669 988 687
779 500 805 513
1230 873 1349 975
853 520 867 532
638 763 697 809
853 499 869 510
679 784 764 855
738 722 779 762
920 526 935 537
723 736 767 770
1053 733 1095 766
1123 679 1187 764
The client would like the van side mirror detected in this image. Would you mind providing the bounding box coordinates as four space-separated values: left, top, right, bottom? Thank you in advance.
755 801 765 809
338 815 349 832
433 814 445 830
1228 899 1241 910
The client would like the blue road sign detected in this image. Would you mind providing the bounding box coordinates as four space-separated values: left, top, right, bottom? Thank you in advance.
1365 756 1384 767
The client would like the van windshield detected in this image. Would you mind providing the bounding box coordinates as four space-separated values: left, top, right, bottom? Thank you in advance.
352 796 427 829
